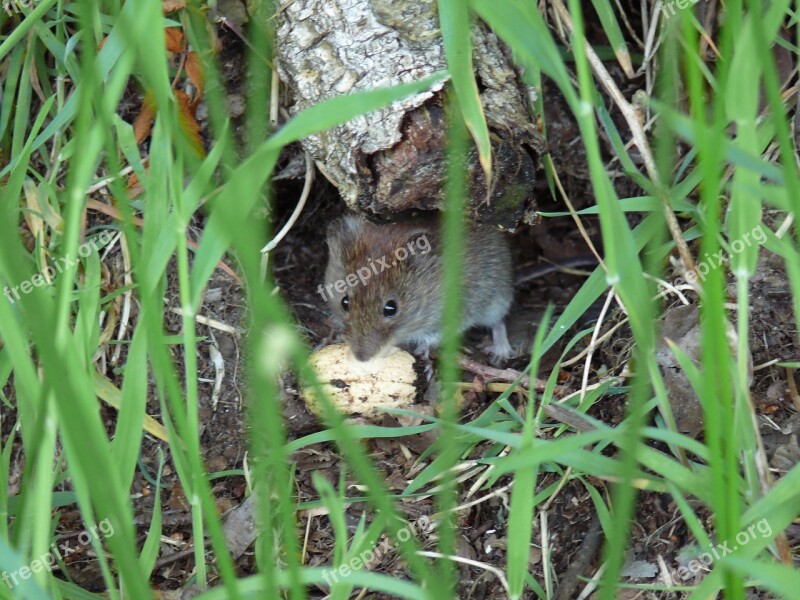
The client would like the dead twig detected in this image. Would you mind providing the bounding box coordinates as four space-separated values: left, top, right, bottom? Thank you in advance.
260 152 315 282
458 356 536 389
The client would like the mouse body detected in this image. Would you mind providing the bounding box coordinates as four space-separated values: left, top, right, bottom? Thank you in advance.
321 214 513 362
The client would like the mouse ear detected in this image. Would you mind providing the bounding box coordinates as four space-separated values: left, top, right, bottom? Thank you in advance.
325 217 350 252
402 228 434 259
325 219 342 247
326 215 364 243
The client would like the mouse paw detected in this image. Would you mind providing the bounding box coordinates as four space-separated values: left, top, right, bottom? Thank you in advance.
408 342 436 380
487 321 513 364
421 356 435 382
413 341 433 361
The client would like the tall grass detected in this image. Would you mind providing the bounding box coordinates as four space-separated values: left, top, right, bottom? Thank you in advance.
0 0 798 599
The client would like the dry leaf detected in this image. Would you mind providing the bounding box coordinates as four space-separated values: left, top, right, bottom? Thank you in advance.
175 90 204 156
164 27 184 52
29 57 46 103
22 180 46 244
94 371 168 441
162 0 186 12
185 51 205 103
126 172 145 199
132 94 156 145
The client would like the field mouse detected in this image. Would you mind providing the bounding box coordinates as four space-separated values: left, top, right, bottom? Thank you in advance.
322 214 513 362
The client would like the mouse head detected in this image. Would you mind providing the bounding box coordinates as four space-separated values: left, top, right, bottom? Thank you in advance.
323 215 440 362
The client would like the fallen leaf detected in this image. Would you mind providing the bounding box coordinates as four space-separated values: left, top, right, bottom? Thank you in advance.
29 57 46 103
162 0 186 12
126 172 145 199
164 27 184 52
185 51 205 103
175 89 205 156
22 180 46 245
223 493 258 559
94 371 169 442
133 93 157 144
621 559 659 580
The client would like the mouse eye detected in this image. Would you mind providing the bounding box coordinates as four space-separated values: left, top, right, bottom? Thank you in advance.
341 296 350 312
383 300 398 318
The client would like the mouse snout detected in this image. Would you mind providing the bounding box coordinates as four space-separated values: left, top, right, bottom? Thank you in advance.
351 346 374 362
347 332 387 363
349 338 380 362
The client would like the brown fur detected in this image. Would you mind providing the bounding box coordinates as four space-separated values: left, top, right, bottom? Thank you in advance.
323 214 513 362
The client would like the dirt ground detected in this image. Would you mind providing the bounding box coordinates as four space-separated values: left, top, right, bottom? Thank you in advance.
5 3 799 598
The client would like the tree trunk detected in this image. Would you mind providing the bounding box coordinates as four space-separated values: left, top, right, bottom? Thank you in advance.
276 0 543 229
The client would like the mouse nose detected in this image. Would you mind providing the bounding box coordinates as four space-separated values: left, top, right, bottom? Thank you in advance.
348 336 378 362
353 349 372 362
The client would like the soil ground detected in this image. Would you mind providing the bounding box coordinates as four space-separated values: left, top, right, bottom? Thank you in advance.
3 3 798 598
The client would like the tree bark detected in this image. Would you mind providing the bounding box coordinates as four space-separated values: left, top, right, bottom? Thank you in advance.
276 0 543 228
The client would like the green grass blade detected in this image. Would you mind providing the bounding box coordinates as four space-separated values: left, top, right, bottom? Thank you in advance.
588 0 632 77
440 0 493 186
